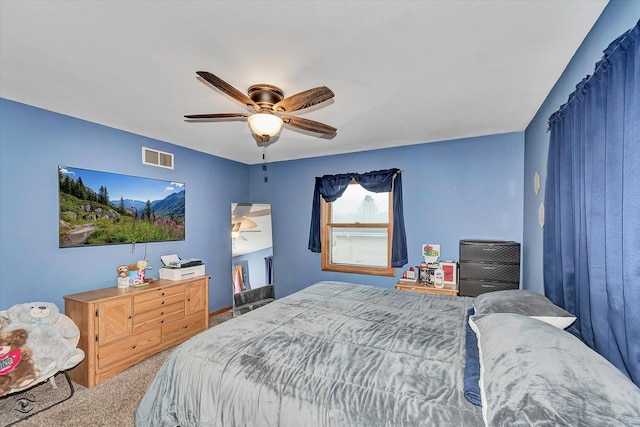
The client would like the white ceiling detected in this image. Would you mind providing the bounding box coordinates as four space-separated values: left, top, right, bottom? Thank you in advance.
0 1 608 165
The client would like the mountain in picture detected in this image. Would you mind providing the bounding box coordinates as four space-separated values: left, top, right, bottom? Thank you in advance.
113 191 185 221
59 165 186 247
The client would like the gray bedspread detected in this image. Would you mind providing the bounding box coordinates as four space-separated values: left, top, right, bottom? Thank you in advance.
135 281 483 426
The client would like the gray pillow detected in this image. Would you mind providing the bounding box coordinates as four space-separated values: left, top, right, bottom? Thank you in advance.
474 289 576 329
469 313 640 427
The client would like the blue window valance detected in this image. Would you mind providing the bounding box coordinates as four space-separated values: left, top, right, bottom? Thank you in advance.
308 168 408 268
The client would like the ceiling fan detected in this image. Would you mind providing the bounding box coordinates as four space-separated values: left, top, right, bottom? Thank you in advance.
232 203 270 229
231 203 270 240
185 71 337 143
231 221 261 241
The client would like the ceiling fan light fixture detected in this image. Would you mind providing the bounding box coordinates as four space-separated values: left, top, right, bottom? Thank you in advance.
248 113 283 137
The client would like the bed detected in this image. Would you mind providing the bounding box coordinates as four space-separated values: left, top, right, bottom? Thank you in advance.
135 281 640 426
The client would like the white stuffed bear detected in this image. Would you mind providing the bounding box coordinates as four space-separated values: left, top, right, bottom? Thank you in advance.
4 302 84 374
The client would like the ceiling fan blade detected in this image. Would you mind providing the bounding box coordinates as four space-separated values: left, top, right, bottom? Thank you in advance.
281 115 337 137
184 113 249 119
196 71 259 112
245 208 271 218
273 86 334 113
240 218 257 229
232 203 252 219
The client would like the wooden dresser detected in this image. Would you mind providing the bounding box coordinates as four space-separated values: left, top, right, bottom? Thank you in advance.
64 276 209 388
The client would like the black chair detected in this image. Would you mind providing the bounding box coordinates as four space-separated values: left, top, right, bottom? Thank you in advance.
233 285 275 316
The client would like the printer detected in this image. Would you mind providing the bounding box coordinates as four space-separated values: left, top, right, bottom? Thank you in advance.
159 254 205 281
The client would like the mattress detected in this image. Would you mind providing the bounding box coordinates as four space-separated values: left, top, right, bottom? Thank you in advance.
135 281 483 426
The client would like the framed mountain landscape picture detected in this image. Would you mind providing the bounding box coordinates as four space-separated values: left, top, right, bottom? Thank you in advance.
58 166 185 248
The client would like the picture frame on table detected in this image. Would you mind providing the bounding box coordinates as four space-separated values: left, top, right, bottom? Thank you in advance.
439 261 458 285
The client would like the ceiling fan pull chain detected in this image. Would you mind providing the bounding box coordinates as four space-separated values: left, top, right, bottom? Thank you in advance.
263 145 268 183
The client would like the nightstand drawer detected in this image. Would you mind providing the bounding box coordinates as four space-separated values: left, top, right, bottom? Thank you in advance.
395 281 458 296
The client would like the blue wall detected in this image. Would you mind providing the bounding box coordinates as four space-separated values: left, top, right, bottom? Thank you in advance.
3 2 634 313
522 0 640 294
250 133 524 299
0 97 524 311
0 99 249 312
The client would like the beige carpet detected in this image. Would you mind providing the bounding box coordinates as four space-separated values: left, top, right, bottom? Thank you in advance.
1 311 233 427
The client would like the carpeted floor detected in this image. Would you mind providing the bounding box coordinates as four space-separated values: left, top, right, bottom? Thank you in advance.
0 311 233 427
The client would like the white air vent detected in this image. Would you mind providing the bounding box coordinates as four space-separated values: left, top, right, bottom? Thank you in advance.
142 147 174 169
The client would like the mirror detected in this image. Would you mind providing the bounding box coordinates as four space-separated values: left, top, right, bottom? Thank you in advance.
231 203 273 300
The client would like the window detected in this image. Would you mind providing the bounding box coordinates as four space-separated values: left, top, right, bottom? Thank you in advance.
308 168 407 271
321 180 395 276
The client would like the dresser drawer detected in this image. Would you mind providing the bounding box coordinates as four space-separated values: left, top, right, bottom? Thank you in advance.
459 279 519 297
162 313 206 346
97 328 161 370
134 292 184 316
459 262 520 282
133 311 185 335
133 306 185 329
133 285 185 305
459 241 520 263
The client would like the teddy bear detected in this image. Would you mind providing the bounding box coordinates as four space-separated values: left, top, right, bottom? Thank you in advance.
4 302 84 374
0 312 8 333
117 264 130 288
0 328 38 396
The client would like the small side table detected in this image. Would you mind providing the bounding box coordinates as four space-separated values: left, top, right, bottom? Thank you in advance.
395 280 458 296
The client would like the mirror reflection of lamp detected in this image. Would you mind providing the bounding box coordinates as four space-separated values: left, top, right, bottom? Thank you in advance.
231 222 241 240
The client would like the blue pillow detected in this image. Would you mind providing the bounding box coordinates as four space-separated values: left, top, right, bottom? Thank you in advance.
463 307 481 406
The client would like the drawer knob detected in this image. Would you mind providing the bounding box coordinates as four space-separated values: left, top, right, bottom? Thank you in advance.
132 345 136 349
128 315 132 319
160 311 164 315
187 298 191 302
160 320 164 324
161 292 165 296
161 301 165 305
183 325 188 329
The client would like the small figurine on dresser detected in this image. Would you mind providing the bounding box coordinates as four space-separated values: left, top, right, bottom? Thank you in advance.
117 265 129 288
128 259 152 286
